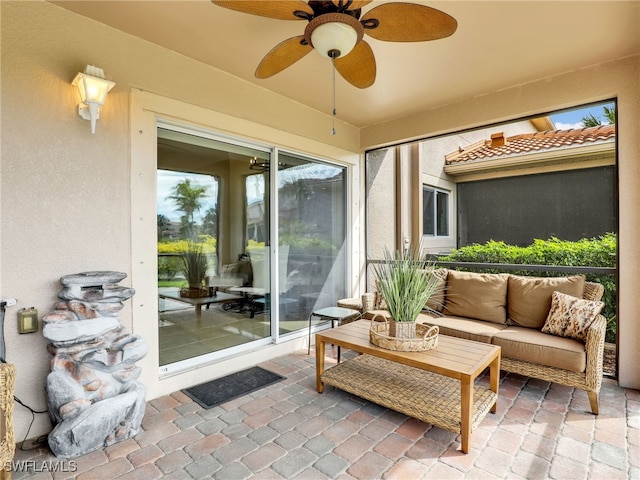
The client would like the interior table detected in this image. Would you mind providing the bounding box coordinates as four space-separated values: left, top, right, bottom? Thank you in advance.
315 319 500 453
158 288 242 320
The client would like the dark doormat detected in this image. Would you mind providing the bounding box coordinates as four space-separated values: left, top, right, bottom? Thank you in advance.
183 366 285 409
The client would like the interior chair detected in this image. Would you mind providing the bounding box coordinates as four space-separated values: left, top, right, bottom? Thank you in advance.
248 245 295 318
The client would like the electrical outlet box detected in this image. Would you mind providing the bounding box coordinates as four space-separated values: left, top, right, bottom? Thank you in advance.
18 307 38 334
1 298 17 307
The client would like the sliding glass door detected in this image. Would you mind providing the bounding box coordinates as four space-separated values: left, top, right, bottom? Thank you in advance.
157 128 271 367
277 153 347 336
156 126 348 369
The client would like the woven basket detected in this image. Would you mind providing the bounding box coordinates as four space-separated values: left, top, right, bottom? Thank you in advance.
0 364 15 476
179 287 209 298
369 315 439 352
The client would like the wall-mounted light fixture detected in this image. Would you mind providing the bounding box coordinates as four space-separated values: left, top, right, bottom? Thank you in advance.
71 65 115 134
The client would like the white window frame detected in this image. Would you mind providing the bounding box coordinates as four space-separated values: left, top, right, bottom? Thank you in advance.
420 173 456 254
423 184 450 238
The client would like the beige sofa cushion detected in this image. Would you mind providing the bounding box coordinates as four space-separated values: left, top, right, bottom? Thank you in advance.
507 274 586 329
492 326 586 373
418 313 507 344
443 271 509 324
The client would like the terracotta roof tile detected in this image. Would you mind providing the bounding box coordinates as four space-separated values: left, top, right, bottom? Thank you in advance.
445 124 616 165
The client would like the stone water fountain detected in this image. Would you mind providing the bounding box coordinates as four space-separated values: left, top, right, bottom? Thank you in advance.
42 271 147 459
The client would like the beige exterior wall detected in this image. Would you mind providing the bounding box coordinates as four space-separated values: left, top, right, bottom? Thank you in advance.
0 1 361 441
419 119 539 253
365 148 397 261
1 1 638 443
362 56 640 390
366 120 543 256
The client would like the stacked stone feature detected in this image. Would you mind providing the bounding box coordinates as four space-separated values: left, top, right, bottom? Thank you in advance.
42 271 148 459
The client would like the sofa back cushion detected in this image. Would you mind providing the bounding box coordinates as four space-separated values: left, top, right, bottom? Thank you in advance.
443 271 509 324
507 274 586 329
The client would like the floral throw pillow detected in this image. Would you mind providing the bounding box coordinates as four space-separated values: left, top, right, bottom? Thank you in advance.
542 291 604 342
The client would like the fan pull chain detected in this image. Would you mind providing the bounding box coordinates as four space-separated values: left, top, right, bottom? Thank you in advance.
331 59 337 136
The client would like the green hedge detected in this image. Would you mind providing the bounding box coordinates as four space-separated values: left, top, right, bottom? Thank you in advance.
157 236 217 284
157 235 217 255
438 233 617 343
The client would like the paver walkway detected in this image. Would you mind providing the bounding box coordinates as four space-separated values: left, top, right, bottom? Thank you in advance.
10 348 640 479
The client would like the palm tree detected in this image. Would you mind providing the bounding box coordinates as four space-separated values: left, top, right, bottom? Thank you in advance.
168 179 207 239
157 214 171 241
581 113 602 127
202 208 218 236
581 105 616 127
603 106 616 124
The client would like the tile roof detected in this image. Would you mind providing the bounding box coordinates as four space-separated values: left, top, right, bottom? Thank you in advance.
445 124 616 165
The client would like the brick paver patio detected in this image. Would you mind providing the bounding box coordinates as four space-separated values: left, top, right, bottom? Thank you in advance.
10 348 639 479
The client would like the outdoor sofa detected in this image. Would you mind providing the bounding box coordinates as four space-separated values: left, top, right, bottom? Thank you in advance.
338 270 606 414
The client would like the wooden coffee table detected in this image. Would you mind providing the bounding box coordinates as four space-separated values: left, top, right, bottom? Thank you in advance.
315 320 500 453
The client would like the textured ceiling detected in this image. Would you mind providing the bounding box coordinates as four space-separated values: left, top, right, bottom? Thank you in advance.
52 1 640 128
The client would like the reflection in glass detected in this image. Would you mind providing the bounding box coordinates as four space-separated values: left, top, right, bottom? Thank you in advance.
277 154 347 336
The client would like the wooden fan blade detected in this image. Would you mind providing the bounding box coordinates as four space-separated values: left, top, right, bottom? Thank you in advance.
334 40 376 89
330 0 372 10
361 3 457 42
211 1 312 20
256 36 313 79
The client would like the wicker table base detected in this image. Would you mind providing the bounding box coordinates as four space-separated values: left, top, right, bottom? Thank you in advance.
315 320 500 453
321 354 497 434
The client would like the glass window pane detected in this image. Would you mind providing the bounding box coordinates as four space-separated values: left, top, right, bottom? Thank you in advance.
437 191 449 236
277 153 347 334
157 127 270 367
423 187 435 235
246 174 267 243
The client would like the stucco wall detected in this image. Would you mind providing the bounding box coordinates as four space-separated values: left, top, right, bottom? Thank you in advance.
366 148 397 260
0 1 361 441
1 1 137 443
419 118 539 253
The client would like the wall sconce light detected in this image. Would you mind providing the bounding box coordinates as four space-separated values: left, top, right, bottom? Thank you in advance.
71 65 115 134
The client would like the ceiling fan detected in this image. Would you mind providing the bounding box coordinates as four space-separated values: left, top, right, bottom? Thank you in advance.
211 0 457 89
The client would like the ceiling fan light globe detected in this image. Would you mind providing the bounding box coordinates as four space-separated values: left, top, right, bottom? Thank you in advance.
304 13 364 59
311 21 358 59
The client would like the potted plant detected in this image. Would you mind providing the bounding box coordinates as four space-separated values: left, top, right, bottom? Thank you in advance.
372 243 443 339
179 240 208 297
